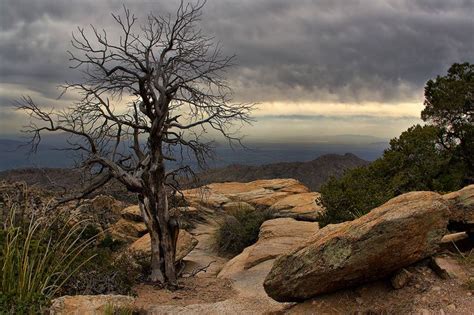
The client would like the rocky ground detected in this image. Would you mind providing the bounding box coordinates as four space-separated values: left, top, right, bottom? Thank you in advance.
45 179 473 315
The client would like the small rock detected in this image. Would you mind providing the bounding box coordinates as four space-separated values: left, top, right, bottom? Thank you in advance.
439 309 445 315
430 256 468 281
417 309 431 315
447 304 456 311
121 205 142 221
355 297 363 305
391 268 413 289
108 218 147 241
431 286 442 292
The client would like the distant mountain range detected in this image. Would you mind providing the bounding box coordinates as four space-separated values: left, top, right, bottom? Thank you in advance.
0 153 368 193
0 134 387 171
194 153 368 191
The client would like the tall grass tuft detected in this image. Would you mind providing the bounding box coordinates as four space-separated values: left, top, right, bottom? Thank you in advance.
0 188 96 313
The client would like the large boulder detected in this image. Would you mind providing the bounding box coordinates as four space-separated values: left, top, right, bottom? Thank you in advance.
263 191 450 302
50 295 135 315
129 229 198 261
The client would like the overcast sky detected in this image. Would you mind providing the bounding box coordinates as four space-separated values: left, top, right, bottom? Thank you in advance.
1 0 473 141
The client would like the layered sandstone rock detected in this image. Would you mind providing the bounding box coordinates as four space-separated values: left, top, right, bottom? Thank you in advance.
183 179 323 220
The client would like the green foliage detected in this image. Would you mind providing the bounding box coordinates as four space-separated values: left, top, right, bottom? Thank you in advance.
319 62 474 225
422 62 474 176
318 163 392 226
0 199 95 314
318 124 466 226
215 205 274 256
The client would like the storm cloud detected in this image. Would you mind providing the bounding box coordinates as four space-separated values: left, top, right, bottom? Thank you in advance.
1 0 473 137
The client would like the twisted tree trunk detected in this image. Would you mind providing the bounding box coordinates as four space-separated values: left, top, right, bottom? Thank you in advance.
139 145 179 286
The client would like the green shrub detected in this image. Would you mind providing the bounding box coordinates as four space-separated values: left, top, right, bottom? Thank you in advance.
215 205 274 256
318 124 467 227
0 199 95 314
317 164 393 226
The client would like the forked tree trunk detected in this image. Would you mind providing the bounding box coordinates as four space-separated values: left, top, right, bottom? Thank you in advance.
139 168 179 287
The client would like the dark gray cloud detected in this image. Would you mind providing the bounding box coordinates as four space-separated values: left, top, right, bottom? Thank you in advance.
1 0 473 108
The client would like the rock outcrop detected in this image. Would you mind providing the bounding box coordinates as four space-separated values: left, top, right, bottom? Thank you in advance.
183 179 324 220
50 295 135 315
129 229 198 261
263 191 450 302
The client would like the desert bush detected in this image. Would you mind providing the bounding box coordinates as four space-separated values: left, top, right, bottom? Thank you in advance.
215 205 274 256
0 197 95 314
60 249 142 296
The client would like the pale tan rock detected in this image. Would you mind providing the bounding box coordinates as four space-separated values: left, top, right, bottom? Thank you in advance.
222 201 255 212
430 255 469 281
443 184 474 223
183 188 231 208
89 195 123 214
121 205 142 221
129 229 198 261
218 245 254 279
182 179 312 211
264 191 450 302
440 232 468 244
49 295 135 315
257 218 318 240
108 218 147 241
244 192 291 207
270 192 324 220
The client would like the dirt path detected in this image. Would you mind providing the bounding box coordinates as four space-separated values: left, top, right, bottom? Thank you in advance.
182 218 229 278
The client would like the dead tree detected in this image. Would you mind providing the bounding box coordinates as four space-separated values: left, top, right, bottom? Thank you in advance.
16 1 253 287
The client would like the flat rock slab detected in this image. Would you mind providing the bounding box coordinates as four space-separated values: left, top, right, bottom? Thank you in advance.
264 191 450 302
430 255 469 282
